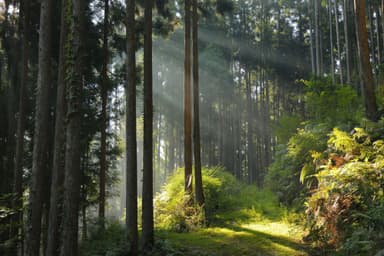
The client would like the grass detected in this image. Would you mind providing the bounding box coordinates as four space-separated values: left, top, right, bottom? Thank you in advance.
81 167 310 256
154 167 310 256
157 221 308 256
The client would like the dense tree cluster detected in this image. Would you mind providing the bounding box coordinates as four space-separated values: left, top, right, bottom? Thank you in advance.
0 0 383 255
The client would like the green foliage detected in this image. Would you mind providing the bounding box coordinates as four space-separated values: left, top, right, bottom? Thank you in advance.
266 127 327 206
303 77 363 127
155 167 286 231
80 221 128 256
272 114 303 145
304 128 384 255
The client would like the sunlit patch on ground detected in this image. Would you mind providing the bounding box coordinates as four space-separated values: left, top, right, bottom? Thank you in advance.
158 220 309 256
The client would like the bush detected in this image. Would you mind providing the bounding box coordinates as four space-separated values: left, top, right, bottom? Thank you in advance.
80 221 128 256
303 77 363 127
155 166 285 231
265 126 328 206
304 128 384 255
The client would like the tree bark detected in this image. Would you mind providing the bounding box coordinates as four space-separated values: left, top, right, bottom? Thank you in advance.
308 0 316 74
27 0 53 255
125 0 138 254
184 0 193 195
142 0 154 250
343 0 352 84
328 0 335 83
60 0 86 254
334 0 344 84
354 0 379 121
315 0 321 76
192 0 204 206
99 0 109 226
46 0 69 255
12 0 30 253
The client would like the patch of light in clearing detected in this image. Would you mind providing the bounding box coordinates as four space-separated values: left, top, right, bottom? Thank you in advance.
241 222 295 237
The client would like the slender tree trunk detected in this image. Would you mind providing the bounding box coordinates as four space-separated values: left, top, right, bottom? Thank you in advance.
192 0 204 206
168 125 175 175
368 3 378 85
184 0 193 195
99 0 109 226
354 0 379 121
46 0 69 255
246 71 254 184
344 0 352 84
334 0 344 84
125 0 138 254
12 0 30 253
381 0 384 61
60 0 86 254
315 0 321 76
27 1 53 255
375 4 381 64
328 0 335 83
142 0 154 250
309 0 316 74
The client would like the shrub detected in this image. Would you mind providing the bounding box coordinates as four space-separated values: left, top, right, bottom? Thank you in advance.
155 166 285 231
80 221 128 256
304 128 384 255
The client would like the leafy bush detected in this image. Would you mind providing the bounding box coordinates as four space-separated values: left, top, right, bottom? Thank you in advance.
155 167 286 231
80 221 128 256
266 127 327 206
303 77 363 127
304 128 384 255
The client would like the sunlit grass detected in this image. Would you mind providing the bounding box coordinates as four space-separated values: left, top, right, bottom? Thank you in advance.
155 167 309 255
157 221 308 256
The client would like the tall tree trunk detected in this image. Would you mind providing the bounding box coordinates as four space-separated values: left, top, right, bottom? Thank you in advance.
334 0 344 84
27 0 53 255
315 0 321 76
344 0 352 84
328 0 335 83
125 0 138 254
46 0 69 254
246 71 254 184
368 3 378 85
354 0 379 121
142 0 154 250
99 0 109 226
309 0 316 74
168 125 175 175
61 0 86 254
184 0 193 194
192 0 204 206
375 4 381 64
12 0 30 253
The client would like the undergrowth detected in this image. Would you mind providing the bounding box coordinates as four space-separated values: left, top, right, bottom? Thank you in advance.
155 166 292 231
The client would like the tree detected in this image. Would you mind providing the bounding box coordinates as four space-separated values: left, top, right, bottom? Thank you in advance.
184 0 193 194
192 0 204 206
99 0 109 226
125 0 138 254
354 0 378 121
328 0 335 83
334 0 343 84
46 0 69 254
12 0 31 252
27 0 53 254
315 0 321 76
142 0 154 249
61 0 86 254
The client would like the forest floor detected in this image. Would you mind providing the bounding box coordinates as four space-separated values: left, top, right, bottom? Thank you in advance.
157 215 309 255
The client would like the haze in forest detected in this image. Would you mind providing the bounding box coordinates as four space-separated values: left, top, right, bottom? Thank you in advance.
1 0 384 256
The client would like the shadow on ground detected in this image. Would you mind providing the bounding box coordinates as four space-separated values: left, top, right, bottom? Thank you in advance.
157 222 310 256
